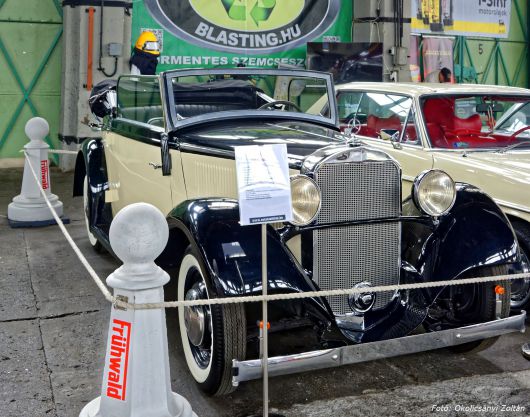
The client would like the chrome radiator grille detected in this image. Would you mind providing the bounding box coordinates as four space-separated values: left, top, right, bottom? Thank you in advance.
312 161 401 315
315 162 401 224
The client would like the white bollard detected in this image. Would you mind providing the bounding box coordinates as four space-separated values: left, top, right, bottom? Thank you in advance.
80 203 197 417
7 117 64 227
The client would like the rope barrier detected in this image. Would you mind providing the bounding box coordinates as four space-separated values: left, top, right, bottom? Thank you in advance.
24 151 530 311
23 151 114 303
19 149 78 155
48 149 79 155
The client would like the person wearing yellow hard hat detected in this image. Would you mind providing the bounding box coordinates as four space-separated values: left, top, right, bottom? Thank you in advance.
130 31 160 75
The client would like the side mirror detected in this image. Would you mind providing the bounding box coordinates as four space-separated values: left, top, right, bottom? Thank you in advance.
380 129 402 149
160 133 172 176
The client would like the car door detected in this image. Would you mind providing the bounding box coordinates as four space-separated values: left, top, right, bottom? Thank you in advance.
179 142 239 201
106 76 173 216
341 90 434 190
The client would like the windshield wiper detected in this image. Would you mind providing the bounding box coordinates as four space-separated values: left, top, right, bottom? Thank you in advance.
497 140 530 153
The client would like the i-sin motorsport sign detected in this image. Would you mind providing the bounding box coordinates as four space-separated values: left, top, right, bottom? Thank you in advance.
134 0 352 70
411 0 512 38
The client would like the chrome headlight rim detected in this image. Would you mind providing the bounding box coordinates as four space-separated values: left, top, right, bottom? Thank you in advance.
289 174 322 226
412 169 457 217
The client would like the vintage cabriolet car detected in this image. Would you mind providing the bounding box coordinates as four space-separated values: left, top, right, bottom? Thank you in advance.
318 82 530 311
75 69 526 396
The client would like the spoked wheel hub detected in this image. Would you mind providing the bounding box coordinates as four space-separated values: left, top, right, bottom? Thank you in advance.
184 272 212 369
184 282 210 347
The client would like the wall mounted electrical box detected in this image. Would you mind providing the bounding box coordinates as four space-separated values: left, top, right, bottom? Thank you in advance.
107 43 123 57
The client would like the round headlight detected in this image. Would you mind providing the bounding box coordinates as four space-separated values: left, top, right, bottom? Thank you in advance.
290 175 321 226
413 170 456 217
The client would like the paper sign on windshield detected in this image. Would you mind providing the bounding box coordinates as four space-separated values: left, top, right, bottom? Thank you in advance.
235 144 293 226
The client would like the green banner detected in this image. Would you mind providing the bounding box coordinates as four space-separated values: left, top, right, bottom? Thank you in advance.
132 0 352 71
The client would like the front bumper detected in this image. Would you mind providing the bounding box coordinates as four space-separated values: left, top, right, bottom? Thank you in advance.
232 311 526 385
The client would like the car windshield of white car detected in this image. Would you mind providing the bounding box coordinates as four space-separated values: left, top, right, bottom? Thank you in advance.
333 91 418 144
165 69 335 128
421 95 530 150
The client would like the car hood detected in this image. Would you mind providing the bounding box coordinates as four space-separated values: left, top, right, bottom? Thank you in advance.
178 120 350 169
465 151 530 181
433 150 530 213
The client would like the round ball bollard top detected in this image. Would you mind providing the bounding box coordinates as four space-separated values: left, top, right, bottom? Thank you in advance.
25 117 49 142
107 203 170 290
109 203 169 264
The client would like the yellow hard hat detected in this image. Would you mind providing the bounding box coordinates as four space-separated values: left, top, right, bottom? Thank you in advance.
135 31 160 56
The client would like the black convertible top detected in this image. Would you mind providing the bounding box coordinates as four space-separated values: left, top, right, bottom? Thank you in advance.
173 79 262 106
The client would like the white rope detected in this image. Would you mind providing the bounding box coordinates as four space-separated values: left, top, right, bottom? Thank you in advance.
23 151 114 303
23 151 530 311
48 150 79 155
122 273 524 310
20 149 78 155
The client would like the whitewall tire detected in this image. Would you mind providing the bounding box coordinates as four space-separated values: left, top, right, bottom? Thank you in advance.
177 246 246 395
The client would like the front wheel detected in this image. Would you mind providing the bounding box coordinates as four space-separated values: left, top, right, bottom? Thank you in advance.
426 265 511 353
177 246 246 396
83 176 102 252
510 221 530 312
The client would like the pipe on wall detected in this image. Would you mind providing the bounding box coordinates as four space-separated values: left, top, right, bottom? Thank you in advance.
86 7 95 91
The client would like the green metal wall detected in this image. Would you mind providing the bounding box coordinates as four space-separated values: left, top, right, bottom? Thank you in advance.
0 0 62 162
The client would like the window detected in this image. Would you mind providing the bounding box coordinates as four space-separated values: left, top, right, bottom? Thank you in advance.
166 70 335 125
337 91 363 120
117 76 163 126
422 95 530 149
338 92 413 141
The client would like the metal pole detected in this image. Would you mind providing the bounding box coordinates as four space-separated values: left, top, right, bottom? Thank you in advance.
261 223 269 417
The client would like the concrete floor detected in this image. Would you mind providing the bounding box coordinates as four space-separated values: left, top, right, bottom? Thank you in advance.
1 167 530 417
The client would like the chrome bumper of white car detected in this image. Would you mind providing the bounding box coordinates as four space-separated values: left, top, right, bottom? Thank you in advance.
232 312 527 385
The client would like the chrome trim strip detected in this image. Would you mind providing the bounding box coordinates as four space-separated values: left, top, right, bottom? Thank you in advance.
494 199 530 215
179 142 234 159
232 312 526 385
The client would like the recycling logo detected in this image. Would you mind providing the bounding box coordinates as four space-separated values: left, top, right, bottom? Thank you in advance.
220 0 276 26
144 0 341 54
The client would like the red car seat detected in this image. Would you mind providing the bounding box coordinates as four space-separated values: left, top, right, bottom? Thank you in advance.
367 115 401 137
447 114 482 137
423 98 454 147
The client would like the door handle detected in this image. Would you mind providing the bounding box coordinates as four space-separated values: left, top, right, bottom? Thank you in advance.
149 162 162 169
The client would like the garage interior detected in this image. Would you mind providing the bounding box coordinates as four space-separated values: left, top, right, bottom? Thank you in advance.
1 1 530 416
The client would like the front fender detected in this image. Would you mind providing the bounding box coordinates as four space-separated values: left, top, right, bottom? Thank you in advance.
73 138 112 248
402 183 521 304
166 199 334 323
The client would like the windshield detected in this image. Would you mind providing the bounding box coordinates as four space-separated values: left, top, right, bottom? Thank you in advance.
164 69 336 129
421 95 530 150
333 91 418 144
